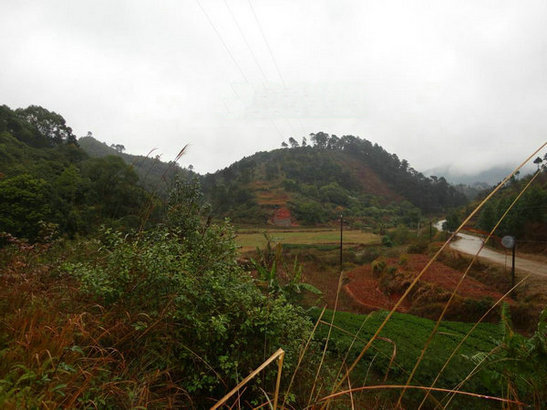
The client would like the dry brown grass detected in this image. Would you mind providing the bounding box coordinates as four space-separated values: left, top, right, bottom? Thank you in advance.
0 242 188 408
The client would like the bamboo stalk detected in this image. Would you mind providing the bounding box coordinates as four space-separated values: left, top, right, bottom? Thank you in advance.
397 168 542 407
282 305 327 408
211 348 285 410
318 384 527 407
416 274 530 409
309 271 344 406
273 349 284 410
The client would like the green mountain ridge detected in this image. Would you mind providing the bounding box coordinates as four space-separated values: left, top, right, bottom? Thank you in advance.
78 136 192 198
200 133 468 226
0 105 155 240
2 103 468 238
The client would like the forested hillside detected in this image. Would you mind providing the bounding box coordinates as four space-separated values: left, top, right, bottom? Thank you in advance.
476 166 547 250
78 135 193 198
201 132 467 225
0 105 156 240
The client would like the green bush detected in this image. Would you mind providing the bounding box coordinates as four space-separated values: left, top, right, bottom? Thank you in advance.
354 247 381 265
371 258 387 278
382 235 393 247
62 178 314 404
407 239 428 254
64 224 312 402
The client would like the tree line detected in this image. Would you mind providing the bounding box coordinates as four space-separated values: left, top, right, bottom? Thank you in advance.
201 132 467 226
0 105 156 241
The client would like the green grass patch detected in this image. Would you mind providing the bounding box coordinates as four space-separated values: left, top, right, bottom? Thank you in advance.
282 243 341 251
309 308 504 408
236 229 380 249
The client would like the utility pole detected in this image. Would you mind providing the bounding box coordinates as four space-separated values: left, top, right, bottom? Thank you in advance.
501 235 516 288
511 241 516 288
339 214 343 271
429 220 432 242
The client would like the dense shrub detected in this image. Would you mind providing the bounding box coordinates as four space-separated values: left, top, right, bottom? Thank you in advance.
61 179 313 404
407 239 429 254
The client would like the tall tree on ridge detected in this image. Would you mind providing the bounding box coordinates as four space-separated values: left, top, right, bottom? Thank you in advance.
288 137 299 148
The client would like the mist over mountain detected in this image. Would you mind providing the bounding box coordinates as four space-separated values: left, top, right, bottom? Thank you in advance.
423 165 516 186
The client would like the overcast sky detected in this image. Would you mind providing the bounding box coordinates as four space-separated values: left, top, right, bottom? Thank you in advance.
1 0 546 176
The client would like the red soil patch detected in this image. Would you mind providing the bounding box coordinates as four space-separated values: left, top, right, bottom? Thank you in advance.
393 254 511 301
250 180 291 206
344 254 511 311
271 207 296 227
344 265 411 312
256 190 289 204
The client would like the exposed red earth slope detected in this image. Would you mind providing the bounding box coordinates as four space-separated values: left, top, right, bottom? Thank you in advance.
345 254 511 311
344 266 411 312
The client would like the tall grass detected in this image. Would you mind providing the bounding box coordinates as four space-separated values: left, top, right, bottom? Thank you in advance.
0 242 187 407
326 143 545 401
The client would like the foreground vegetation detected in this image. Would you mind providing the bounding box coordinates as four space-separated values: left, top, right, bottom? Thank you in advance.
2 228 545 407
0 189 314 407
311 308 546 408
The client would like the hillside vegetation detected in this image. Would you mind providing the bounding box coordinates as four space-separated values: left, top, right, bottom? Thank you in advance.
0 105 157 240
201 132 467 226
476 170 547 252
78 135 193 198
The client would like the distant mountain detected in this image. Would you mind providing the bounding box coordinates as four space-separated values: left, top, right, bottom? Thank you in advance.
201 132 468 226
78 136 193 198
423 165 514 186
452 183 491 201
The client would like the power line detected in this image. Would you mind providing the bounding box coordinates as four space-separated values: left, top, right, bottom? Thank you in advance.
195 0 284 141
247 0 286 88
269 118 288 142
223 0 289 140
247 0 308 138
195 0 248 83
223 0 297 140
224 0 268 83
195 0 298 142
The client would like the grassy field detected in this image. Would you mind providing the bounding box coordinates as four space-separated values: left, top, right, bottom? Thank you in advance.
309 308 505 408
235 228 380 249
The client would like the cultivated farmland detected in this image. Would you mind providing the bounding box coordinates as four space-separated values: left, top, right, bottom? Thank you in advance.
236 228 380 250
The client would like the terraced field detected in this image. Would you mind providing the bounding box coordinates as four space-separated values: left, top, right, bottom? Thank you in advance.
236 229 380 250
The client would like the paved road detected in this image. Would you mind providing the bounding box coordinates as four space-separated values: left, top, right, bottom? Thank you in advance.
436 220 547 277
450 233 547 277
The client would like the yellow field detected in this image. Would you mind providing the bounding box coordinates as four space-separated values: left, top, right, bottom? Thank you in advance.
235 229 380 250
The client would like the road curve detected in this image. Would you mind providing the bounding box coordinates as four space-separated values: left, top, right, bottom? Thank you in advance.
450 232 547 277
435 220 547 277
